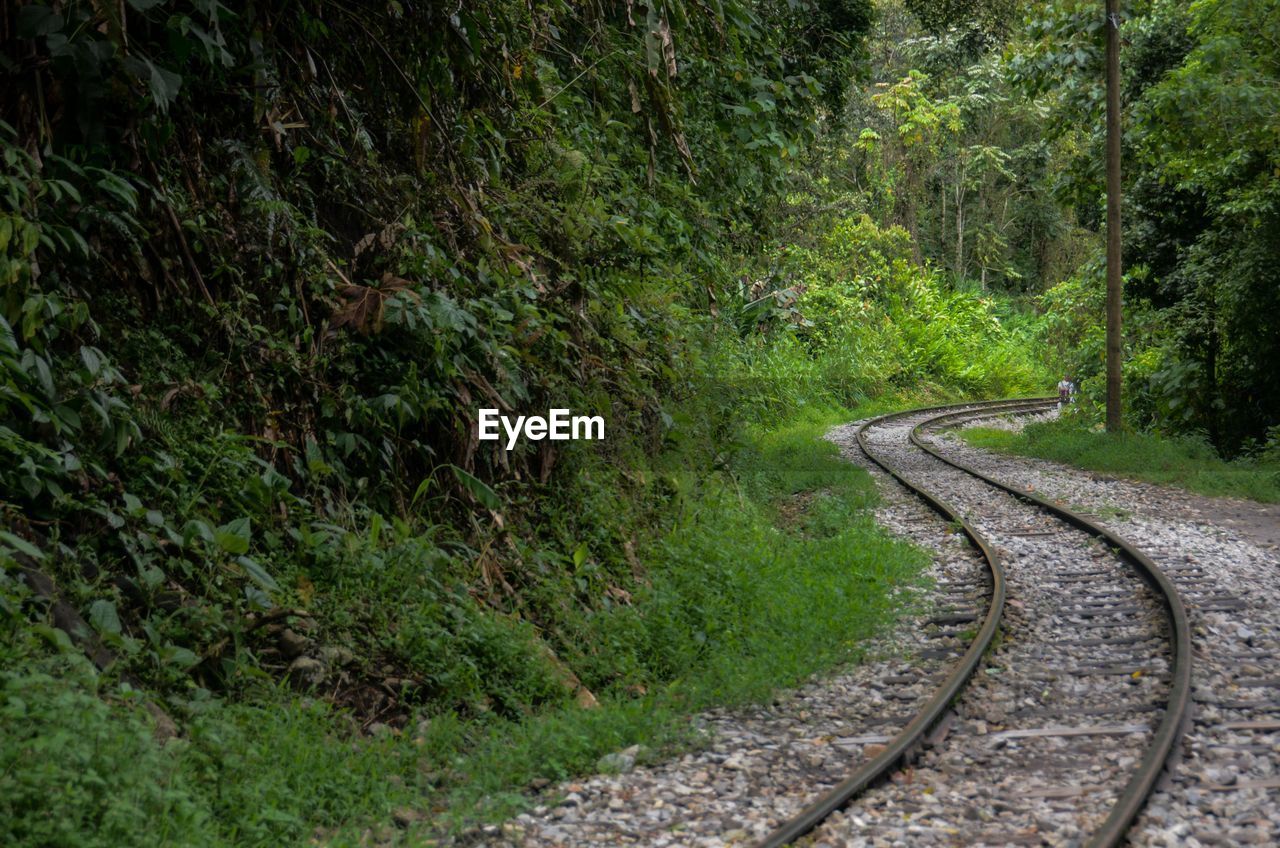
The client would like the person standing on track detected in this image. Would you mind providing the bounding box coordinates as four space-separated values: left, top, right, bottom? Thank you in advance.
1057 375 1073 410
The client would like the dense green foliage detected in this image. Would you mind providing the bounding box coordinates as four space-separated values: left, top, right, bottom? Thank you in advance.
961 421 1280 503
1 0 870 711
845 4 1095 293
3 0 1274 841
1 0 847 534
0 0 1049 842
831 0 1280 454
1010 0 1280 453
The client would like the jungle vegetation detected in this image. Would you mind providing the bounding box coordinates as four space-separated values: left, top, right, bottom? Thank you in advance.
1 0 1276 843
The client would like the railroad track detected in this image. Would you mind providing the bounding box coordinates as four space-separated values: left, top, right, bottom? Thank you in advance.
761 398 1192 847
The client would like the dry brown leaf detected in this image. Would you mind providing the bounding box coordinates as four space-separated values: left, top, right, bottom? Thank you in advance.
329 273 418 335
658 18 677 77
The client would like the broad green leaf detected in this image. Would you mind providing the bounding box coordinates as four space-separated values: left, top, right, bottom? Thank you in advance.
32 623 74 652
214 517 251 555
88 599 121 635
450 465 500 510
162 645 199 668
237 556 279 592
183 519 215 544
0 531 43 560
79 346 102 376
144 61 183 111
410 476 433 507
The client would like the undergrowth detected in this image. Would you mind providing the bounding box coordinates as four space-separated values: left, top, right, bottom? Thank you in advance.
2 407 929 844
0 209 1045 843
0 2 1054 844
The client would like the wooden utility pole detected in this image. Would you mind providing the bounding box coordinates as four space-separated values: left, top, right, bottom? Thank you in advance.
1105 0 1123 432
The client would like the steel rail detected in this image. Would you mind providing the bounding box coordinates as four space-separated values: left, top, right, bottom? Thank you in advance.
756 397 1052 848
911 406 1192 848
758 395 1192 847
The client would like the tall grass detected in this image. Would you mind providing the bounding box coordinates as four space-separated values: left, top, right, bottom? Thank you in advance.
961 421 1280 503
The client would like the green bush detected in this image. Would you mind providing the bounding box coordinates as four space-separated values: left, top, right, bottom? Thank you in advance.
0 660 211 848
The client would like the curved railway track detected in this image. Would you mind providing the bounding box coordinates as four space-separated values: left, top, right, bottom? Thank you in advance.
761 398 1192 848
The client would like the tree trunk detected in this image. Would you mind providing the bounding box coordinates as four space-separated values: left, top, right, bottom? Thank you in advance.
940 178 947 270
1206 292 1220 449
1105 0 1124 432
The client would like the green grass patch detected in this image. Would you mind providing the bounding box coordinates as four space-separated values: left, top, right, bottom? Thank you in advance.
961 420 1280 503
